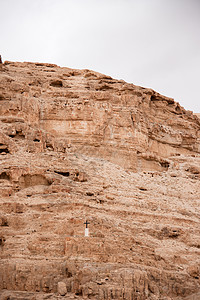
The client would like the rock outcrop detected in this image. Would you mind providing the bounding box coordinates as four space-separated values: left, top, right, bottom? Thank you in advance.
0 61 200 299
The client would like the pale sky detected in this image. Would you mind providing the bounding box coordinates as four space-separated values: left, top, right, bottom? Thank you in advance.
1 0 200 112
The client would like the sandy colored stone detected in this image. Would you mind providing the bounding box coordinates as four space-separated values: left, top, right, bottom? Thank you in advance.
0 61 200 299
57 281 67 296
187 265 200 278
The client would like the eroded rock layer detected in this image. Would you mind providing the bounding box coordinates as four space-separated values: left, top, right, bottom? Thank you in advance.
0 61 200 300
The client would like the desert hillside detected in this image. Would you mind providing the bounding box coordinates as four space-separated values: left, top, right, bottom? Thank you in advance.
0 61 200 300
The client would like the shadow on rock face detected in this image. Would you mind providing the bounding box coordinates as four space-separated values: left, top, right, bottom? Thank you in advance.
18 174 52 189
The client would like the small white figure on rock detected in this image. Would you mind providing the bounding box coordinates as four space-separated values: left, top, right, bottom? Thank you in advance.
84 220 90 237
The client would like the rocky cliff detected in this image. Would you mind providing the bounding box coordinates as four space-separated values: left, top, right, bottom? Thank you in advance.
0 61 200 300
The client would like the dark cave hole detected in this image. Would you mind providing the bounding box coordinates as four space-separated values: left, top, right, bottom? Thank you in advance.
130 114 135 125
0 147 9 154
150 95 157 101
0 95 9 101
65 268 72 278
160 161 170 169
139 187 147 191
46 143 53 150
0 237 5 246
75 291 82 296
1 218 8 227
175 105 181 113
50 80 63 87
86 192 94 196
54 171 70 177
0 172 10 180
9 131 25 139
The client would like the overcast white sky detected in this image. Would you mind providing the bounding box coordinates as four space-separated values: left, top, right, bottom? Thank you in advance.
1 0 200 112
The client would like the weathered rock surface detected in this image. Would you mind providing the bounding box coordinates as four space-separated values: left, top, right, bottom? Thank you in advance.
0 61 200 299
57 281 67 296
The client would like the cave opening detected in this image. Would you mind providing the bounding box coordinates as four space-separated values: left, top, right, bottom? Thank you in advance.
0 145 9 154
0 237 5 246
9 131 25 139
50 80 63 87
160 161 170 169
54 171 70 177
0 172 10 180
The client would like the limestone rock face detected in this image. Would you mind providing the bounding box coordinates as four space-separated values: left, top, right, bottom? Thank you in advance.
0 61 200 172
0 61 200 299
